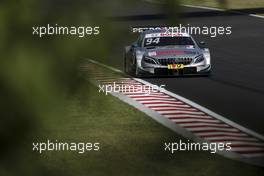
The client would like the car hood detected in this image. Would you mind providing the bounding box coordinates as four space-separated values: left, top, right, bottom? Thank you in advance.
146 46 200 59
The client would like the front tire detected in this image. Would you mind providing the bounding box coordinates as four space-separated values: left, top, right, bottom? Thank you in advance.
132 61 143 78
124 54 128 73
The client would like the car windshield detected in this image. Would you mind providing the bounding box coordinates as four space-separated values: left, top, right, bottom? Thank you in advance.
143 36 194 47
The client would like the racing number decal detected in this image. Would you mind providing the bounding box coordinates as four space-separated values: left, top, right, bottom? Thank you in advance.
145 37 160 45
168 64 184 69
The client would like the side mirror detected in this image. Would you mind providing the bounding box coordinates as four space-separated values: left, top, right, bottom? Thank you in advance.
199 41 206 46
131 42 137 48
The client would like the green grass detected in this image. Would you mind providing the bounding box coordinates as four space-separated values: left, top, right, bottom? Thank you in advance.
36 77 264 176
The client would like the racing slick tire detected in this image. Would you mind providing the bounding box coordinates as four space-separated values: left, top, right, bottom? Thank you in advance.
132 59 144 78
124 54 128 74
124 54 143 78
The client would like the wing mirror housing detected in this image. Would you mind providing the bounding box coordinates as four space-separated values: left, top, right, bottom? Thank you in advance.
131 42 137 48
199 41 206 46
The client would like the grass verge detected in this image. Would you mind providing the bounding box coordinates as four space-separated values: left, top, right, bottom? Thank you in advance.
35 76 264 176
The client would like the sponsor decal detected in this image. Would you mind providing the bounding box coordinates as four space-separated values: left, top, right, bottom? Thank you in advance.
168 64 184 69
148 51 157 56
156 50 185 56
145 33 189 38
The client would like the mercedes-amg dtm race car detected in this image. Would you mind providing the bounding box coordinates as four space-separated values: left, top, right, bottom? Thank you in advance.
124 29 211 77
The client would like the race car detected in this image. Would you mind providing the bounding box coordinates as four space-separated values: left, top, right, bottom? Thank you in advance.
124 29 211 77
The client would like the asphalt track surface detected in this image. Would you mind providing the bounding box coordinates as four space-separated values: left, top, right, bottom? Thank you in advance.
104 2 264 135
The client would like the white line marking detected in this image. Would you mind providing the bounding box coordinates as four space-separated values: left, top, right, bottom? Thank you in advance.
150 107 198 111
165 114 212 118
143 0 264 19
182 4 264 19
157 110 205 115
187 127 239 132
88 59 123 73
123 92 166 96
182 4 224 11
138 100 184 104
145 104 191 108
133 97 176 101
179 123 230 128
195 132 248 137
169 118 220 123
102 82 143 85
128 95 171 98
249 14 264 19
206 136 259 141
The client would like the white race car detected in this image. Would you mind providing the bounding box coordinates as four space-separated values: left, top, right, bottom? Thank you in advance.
124 29 211 77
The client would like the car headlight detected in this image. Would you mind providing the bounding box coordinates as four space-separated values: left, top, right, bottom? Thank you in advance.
203 49 211 65
194 55 205 63
143 56 157 64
